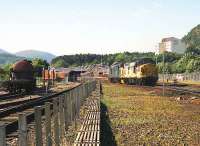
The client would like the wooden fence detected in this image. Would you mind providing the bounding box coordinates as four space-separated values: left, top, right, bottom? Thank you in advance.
0 80 97 146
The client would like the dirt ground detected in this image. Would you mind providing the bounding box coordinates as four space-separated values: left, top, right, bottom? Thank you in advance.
101 82 200 146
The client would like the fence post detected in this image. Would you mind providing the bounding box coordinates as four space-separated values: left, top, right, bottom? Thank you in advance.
18 113 27 146
77 86 81 117
59 96 64 144
0 122 6 146
80 85 84 105
45 102 52 146
64 92 69 130
74 88 78 118
53 98 59 146
83 84 85 99
69 90 73 123
86 83 88 97
73 88 76 120
34 106 43 146
64 93 68 130
71 89 75 121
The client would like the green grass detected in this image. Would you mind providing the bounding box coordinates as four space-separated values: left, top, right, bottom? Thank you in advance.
101 83 200 146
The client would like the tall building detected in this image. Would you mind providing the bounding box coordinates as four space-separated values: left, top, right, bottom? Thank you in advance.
158 37 186 54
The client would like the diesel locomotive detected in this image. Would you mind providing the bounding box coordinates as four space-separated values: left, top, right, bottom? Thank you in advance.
109 58 158 86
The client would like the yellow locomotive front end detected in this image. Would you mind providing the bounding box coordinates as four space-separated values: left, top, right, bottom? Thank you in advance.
137 63 158 85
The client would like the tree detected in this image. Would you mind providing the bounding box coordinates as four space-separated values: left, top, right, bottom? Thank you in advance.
174 53 195 73
32 58 49 77
157 62 173 74
0 64 12 80
51 59 68 68
185 47 200 55
156 52 181 63
115 53 126 62
186 57 200 73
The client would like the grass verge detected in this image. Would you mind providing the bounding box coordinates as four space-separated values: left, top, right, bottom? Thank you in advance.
101 82 200 146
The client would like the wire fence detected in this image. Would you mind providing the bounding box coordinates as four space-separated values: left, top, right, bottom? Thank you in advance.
159 72 200 82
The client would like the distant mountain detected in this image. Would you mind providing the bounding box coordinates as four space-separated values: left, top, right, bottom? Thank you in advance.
0 53 24 65
0 48 9 54
15 50 56 62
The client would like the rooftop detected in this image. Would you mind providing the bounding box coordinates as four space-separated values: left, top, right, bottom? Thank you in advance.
162 37 179 42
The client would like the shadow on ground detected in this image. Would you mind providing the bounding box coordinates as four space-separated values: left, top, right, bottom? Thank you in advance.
100 102 117 146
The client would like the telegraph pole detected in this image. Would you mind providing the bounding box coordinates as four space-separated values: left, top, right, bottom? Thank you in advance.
101 48 103 66
155 45 158 65
162 51 165 96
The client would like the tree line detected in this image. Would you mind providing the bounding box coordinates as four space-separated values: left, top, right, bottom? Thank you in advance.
51 50 200 74
51 24 200 74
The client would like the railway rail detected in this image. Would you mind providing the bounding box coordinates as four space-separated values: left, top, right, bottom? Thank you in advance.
123 82 200 97
0 95 41 111
156 84 200 97
0 93 18 101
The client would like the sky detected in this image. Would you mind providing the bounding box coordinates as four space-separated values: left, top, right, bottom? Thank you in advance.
0 0 199 56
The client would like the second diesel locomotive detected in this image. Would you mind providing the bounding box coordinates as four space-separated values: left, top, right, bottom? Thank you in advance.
109 58 158 86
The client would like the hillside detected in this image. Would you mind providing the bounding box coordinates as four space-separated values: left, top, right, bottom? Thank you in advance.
182 24 200 49
15 50 56 62
0 53 24 65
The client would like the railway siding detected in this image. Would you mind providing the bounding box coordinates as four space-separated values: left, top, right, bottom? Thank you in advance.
0 80 97 146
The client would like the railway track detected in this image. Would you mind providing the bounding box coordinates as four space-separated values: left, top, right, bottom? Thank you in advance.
0 95 41 110
0 93 9 97
156 84 200 97
0 93 26 101
0 92 56 111
119 82 200 97
0 87 61 111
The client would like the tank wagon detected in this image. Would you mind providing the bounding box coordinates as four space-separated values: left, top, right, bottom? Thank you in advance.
109 58 158 86
2 60 36 94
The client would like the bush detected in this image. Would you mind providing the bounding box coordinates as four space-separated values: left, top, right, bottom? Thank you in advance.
186 57 200 73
